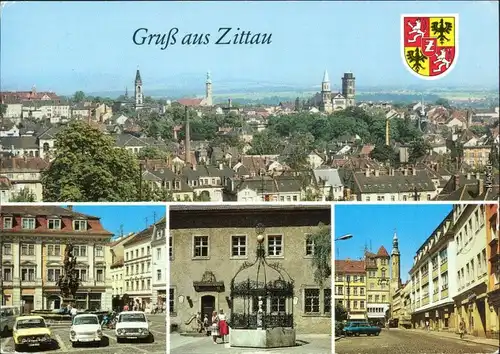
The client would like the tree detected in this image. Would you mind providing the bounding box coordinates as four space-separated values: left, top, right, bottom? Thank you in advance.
73 91 86 103
137 147 170 160
41 121 142 201
335 303 348 322
409 139 432 163
435 98 451 109
310 222 331 287
370 144 397 164
0 103 7 117
10 188 37 202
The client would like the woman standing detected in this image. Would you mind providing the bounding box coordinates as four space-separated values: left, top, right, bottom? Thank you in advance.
211 311 219 344
218 309 229 343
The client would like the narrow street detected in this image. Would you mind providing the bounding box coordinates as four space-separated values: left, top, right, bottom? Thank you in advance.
335 329 499 354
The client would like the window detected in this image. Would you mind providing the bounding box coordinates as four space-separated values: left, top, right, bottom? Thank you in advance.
22 218 36 229
305 235 314 256
3 267 12 281
3 217 13 229
360 287 365 295
360 300 365 309
76 269 87 282
21 244 35 256
324 289 331 313
157 269 162 281
147 279 151 289
47 244 60 256
267 235 283 257
47 268 61 282
157 247 162 260
304 289 320 313
126 252 129 261
96 269 104 282
231 235 247 257
21 267 35 281
271 297 286 313
3 243 12 255
95 246 104 257
381 270 386 278
382 295 386 302
193 236 209 258
169 288 175 314
48 219 61 230
73 220 87 231
147 246 150 255
141 247 145 257
126 266 129 276
169 235 173 258
73 245 87 257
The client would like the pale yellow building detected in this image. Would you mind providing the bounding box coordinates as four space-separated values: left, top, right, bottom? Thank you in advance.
365 246 391 325
334 260 367 320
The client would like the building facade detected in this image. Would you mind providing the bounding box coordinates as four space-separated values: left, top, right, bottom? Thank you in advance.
334 260 367 320
109 232 136 308
365 246 391 325
169 205 332 334
486 203 499 339
151 216 167 309
0 206 113 312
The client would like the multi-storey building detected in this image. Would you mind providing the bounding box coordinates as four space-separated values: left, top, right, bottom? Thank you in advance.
399 281 413 328
486 203 499 339
452 204 492 338
169 205 332 334
151 216 167 309
109 232 136 308
123 226 153 310
0 206 113 312
334 260 367 320
409 211 456 330
365 246 391 325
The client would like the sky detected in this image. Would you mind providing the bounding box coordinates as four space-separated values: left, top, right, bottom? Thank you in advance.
72 205 167 239
1 1 498 93
334 204 453 282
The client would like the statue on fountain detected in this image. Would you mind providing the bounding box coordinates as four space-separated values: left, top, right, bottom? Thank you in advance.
56 244 80 302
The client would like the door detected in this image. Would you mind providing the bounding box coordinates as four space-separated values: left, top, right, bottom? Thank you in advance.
201 295 215 325
21 296 34 314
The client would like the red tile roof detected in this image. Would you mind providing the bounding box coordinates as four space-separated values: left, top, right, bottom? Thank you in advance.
177 98 204 107
335 259 366 273
377 246 390 257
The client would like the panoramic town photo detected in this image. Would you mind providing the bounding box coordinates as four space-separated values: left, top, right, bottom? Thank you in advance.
1 1 498 203
168 204 332 353
333 203 499 354
0 204 167 354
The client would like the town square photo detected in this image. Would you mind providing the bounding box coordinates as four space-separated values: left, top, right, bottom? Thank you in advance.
168 204 332 353
333 203 499 354
0 203 167 353
0 1 498 203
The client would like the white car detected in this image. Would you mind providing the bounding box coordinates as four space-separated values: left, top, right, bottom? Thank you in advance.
69 314 103 347
115 311 153 343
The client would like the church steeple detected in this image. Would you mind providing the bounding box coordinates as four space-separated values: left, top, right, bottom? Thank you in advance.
135 68 142 85
320 69 332 113
390 229 401 294
205 71 213 107
134 67 144 110
391 230 400 256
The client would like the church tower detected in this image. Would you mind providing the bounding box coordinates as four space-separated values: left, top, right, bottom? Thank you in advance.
134 68 144 110
390 230 401 294
320 70 333 113
341 72 356 107
205 71 213 107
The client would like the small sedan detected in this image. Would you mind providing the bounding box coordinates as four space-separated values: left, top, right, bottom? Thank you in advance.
344 322 382 336
70 314 103 347
13 316 55 352
115 311 153 343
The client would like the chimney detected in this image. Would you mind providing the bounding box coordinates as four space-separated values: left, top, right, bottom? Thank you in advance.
375 169 380 177
365 168 370 177
412 167 416 176
184 106 191 165
478 178 484 195
466 172 471 180
454 175 460 191
219 163 224 170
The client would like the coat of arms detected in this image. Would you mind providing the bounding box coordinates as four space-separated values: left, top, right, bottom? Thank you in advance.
401 14 459 80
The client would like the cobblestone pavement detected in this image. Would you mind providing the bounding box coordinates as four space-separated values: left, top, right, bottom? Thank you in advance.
0 315 166 354
169 333 332 354
335 329 499 354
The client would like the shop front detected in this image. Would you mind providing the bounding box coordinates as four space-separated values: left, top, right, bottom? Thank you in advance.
487 287 500 339
454 285 489 338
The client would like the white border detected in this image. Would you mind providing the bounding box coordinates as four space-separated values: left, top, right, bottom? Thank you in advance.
400 13 460 81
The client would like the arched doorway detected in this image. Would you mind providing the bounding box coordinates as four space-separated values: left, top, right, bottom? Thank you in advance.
47 295 61 310
201 295 215 324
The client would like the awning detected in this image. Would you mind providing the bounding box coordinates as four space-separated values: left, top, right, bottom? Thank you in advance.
349 314 366 320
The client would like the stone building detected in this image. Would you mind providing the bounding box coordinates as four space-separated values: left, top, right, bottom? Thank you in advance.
0 206 113 312
169 205 332 334
317 71 356 113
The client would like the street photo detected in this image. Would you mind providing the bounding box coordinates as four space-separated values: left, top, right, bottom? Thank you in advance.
168 204 332 353
0 1 498 203
0 204 167 353
333 203 499 354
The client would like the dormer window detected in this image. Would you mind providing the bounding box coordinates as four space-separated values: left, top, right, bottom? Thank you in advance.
2 217 13 229
48 218 61 230
22 217 36 230
174 180 181 190
73 220 87 231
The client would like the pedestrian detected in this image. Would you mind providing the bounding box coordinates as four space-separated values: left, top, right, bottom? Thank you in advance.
203 314 209 335
425 320 429 331
70 306 77 321
459 318 465 339
211 311 219 344
218 309 229 343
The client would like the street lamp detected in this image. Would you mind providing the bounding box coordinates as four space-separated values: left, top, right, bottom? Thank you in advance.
335 234 353 241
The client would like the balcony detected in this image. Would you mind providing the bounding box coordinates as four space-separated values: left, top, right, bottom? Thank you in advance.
432 268 439 279
440 261 448 273
441 288 449 298
422 274 429 284
433 293 439 302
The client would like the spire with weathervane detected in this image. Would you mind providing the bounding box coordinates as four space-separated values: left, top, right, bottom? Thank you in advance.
205 71 213 107
390 229 401 293
134 66 144 110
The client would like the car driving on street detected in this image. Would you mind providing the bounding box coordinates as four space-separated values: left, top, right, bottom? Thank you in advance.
344 322 382 337
115 311 154 343
12 315 56 352
70 313 103 347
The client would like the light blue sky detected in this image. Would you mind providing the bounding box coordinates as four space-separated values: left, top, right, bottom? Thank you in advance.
1 1 498 93
334 204 453 282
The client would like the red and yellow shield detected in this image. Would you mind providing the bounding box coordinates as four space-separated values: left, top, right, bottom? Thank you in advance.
401 14 459 80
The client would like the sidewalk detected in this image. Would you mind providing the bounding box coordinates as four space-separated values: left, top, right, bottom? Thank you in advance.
406 328 499 348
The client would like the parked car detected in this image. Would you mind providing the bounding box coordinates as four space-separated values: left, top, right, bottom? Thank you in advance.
1 306 20 336
12 315 56 352
115 311 154 343
70 314 103 347
344 322 381 336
